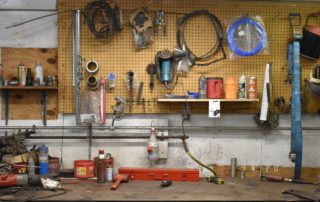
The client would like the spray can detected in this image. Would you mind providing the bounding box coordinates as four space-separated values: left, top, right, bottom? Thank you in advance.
105 153 114 182
238 74 247 99
34 61 44 85
198 75 207 99
97 150 106 183
147 121 158 162
38 145 49 175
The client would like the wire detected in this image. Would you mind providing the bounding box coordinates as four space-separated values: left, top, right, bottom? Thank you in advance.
180 81 219 178
5 10 74 29
177 10 226 66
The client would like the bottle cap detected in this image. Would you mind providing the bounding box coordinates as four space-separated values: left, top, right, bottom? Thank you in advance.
99 149 104 154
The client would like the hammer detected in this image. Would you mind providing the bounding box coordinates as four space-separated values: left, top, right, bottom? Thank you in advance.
110 174 129 191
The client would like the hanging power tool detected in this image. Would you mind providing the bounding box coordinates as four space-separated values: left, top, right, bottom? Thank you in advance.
155 49 186 90
288 13 303 180
111 96 126 129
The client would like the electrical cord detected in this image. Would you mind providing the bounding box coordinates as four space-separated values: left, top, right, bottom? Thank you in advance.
177 10 226 66
180 84 221 182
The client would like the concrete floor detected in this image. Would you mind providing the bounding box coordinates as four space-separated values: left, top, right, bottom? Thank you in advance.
7 177 318 201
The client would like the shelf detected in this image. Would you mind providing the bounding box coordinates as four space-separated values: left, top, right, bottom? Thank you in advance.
0 86 58 91
157 98 259 102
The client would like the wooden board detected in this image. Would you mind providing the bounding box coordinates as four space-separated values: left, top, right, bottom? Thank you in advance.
1 48 58 120
57 0 319 114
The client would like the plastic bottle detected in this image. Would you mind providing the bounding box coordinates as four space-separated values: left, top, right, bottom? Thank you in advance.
238 74 247 99
27 156 35 176
198 75 207 99
97 150 106 183
147 121 158 162
34 61 44 85
38 145 49 175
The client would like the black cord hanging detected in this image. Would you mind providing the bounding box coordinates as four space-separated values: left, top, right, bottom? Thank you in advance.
177 10 226 66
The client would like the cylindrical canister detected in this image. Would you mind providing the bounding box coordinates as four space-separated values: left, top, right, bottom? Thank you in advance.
207 77 223 99
198 75 207 99
231 158 237 178
161 60 171 82
27 156 35 176
97 150 106 183
48 157 60 177
74 160 94 178
106 167 114 182
38 145 49 175
248 76 257 99
225 76 237 99
18 63 26 86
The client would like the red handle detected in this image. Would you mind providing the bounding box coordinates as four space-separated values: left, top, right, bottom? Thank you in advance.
111 179 121 190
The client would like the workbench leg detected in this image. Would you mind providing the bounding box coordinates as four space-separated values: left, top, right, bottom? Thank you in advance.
4 90 9 126
41 91 48 126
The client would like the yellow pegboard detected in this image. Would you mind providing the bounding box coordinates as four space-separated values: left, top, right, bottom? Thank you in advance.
57 0 319 114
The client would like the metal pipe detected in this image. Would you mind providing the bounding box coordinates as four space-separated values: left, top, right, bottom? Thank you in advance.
231 158 237 178
1 126 320 131
0 9 57 12
26 135 188 140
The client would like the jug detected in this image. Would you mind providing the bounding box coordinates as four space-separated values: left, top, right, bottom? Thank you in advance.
207 77 223 99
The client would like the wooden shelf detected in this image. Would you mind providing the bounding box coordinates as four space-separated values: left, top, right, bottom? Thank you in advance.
157 98 259 102
0 86 58 91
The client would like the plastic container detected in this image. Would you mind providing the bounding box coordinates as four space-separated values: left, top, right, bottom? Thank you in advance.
34 61 44 85
238 74 247 99
248 76 257 99
225 76 237 99
38 145 49 175
207 78 224 99
74 160 94 178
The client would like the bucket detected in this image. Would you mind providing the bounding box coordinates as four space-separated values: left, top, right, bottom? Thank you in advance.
207 77 223 99
225 77 237 99
74 160 94 178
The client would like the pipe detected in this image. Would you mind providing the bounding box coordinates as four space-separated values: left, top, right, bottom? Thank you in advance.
1 126 320 131
26 135 188 140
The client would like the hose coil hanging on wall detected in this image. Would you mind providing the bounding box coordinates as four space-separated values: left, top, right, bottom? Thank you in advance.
177 10 226 66
84 0 123 42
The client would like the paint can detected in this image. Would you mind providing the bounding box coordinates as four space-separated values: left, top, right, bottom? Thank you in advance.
248 76 257 99
106 167 114 182
48 157 60 177
74 160 94 178
225 76 237 99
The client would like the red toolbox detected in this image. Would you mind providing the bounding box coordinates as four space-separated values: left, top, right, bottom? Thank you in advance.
118 167 199 182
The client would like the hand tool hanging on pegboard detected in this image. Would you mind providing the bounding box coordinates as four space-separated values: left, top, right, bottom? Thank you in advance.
125 71 137 112
100 78 106 125
136 82 144 105
73 10 81 126
288 13 303 180
111 96 126 129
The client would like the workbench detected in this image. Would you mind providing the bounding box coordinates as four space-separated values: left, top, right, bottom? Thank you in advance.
5 177 317 201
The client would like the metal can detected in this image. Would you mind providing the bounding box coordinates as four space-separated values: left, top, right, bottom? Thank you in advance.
248 76 257 99
198 75 207 99
18 63 26 86
238 74 247 99
106 167 114 182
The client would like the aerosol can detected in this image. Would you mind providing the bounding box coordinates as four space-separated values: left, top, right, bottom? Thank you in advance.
147 121 158 162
